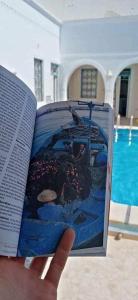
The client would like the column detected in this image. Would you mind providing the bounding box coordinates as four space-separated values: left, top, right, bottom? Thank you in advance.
105 77 114 108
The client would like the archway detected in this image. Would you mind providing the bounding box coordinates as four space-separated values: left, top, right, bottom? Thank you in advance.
67 64 105 102
113 62 138 118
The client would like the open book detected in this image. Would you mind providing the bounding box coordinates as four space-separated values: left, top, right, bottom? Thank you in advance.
0 66 113 257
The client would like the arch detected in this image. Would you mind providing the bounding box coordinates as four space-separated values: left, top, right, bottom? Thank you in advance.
61 59 106 100
113 57 138 117
113 56 138 86
66 60 106 87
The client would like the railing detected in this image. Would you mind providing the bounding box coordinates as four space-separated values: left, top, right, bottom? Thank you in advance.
129 115 133 146
115 114 120 142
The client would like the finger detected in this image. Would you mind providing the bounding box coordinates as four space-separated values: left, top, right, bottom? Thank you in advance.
45 228 75 288
30 257 48 276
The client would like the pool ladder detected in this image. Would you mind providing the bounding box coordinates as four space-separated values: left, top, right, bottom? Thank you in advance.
115 115 133 144
115 114 120 142
129 115 133 146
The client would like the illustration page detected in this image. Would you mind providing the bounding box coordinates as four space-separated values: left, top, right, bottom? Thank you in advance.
19 100 113 256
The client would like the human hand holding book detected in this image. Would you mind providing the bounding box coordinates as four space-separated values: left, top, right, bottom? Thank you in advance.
0 229 75 300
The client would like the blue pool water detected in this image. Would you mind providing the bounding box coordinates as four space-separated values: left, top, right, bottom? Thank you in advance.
112 129 138 206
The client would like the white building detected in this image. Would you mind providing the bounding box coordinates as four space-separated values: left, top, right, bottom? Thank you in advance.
1 0 138 117
60 15 138 118
0 0 61 105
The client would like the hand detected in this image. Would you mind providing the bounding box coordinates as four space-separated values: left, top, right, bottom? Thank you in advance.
0 229 75 300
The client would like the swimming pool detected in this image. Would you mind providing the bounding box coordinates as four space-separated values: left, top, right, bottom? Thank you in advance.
112 129 138 207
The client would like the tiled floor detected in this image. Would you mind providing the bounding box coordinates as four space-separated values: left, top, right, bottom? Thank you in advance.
58 236 138 300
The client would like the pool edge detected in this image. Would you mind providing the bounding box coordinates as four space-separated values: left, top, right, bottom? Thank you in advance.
109 201 138 240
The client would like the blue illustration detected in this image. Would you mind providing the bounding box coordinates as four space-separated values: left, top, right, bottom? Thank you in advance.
18 101 108 256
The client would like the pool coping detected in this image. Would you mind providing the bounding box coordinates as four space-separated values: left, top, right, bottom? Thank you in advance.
114 125 138 129
109 201 138 240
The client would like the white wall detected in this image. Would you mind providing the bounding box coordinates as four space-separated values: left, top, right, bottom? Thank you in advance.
1 1 138 114
33 0 64 22
60 16 138 108
0 0 61 106
61 16 138 56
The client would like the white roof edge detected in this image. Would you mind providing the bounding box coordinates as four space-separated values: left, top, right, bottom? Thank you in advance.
62 14 138 25
23 0 62 26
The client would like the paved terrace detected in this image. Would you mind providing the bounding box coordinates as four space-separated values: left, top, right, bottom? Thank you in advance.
58 236 138 300
115 117 138 127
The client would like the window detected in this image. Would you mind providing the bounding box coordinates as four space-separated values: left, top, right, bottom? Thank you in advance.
34 58 43 102
81 68 97 98
51 63 59 102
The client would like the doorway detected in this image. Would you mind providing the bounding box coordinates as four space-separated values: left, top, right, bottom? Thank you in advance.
119 68 131 116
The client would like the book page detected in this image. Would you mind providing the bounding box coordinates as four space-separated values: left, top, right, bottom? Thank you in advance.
19 101 113 257
0 66 36 256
